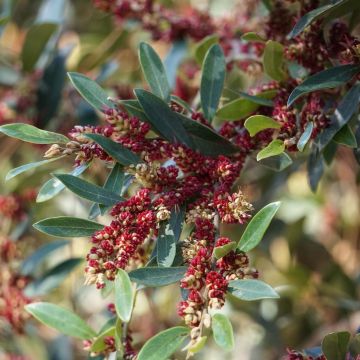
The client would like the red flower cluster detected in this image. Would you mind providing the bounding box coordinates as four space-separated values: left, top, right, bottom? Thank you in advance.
284 348 326 360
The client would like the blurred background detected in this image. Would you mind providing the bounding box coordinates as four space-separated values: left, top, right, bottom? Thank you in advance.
0 0 359 359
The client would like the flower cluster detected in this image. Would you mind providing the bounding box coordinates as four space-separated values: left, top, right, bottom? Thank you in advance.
284 348 326 360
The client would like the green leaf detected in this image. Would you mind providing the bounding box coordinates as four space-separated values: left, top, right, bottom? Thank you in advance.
217 90 277 121
256 140 285 161
241 32 266 42
25 302 96 339
0 123 68 144
244 115 280 136
194 35 219 65
297 122 314 151
128 266 187 287
228 279 279 300
119 99 149 121
258 152 293 171
316 85 360 151
188 336 208 354
139 42 171 102
211 314 234 351
263 40 287 82
67 72 115 112
36 163 89 203
85 134 142 165
321 331 351 360
91 326 116 353
307 147 324 192
164 40 187 89
21 23 57 72
157 223 176 268
238 202 280 252
349 334 360 357
333 124 357 148
224 88 274 107
134 89 194 148
21 240 70 276
33 216 103 237
54 174 124 206
114 269 134 323
287 64 360 106
138 327 190 360
213 242 236 259
24 258 82 296
200 44 226 122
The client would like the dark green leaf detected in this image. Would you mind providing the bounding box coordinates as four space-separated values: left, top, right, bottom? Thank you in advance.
200 44 226 122
33 216 103 237
21 23 57 72
54 174 124 205
157 222 176 268
287 64 360 106
213 242 236 259
114 269 134 322
241 32 265 42
67 72 115 112
25 302 96 339
211 314 234 351
138 327 190 360
120 99 149 121
0 123 68 144
256 139 285 161
139 42 171 101
258 152 293 171
321 331 351 360
307 147 324 192
263 40 287 82
224 88 274 107
194 35 219 65
128 266 187 287
244 115 280 136
349 334 360 357
238 202 280 252
333 124 357 148
229 279 279 300
297 122 314 151
85 134 142 165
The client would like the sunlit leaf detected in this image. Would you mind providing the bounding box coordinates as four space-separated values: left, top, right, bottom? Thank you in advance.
228 279 279 300
212 314 234 351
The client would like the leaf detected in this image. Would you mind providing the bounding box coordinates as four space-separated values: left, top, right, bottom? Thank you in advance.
349 334 360 357
307 147 324 192
316 84 360 151
333 124 357 148
21 23 57 72
258 152 293 171
128 266 187 287
213 242 236 259
228 279 279 300
188 336 208 354
36 163 88 203
0 123 68 144
200 44 226 122
114 269 134 323
287 64 360 106
20 240 70 276
256 139 285 161
5 156 64 181
297 122 314 151
164 40 187 89
54 174 124 206
134 89 194 148
238 202 280 252
241 32 266 42
33 216 103 237
244 115 280 136
194 35 219 65
211 314 234 351
85 134 142 165
321 331 351 360
67 72 115 112
263 40 287 82
139 42 171 102
91 326 116 353
217 90 277 121
25 302 96 339
224 88 275 107
24 258 82 296
137 327 190 360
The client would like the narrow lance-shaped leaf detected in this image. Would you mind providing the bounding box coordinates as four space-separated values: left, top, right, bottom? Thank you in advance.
139 42 171 102
238 201 280 252
256 139 285 161
33 216 103 237
333 124 357 148
137 327 190 360
85 134 142 165
307 146 324 192
244 115 280 136
128 266 187 287
241 32 266 42
200 44 226 122
54 174 124 206
224 88 274 107
114 269 134 322
164 40 187 89
297 122 314 151
211 314 235 351
67 72 115 112
258 153 293 172
287 64 360 106
263 40 287 82
194 35 219 65
228 279 279 300
25 302 96 339
0 123 68 144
